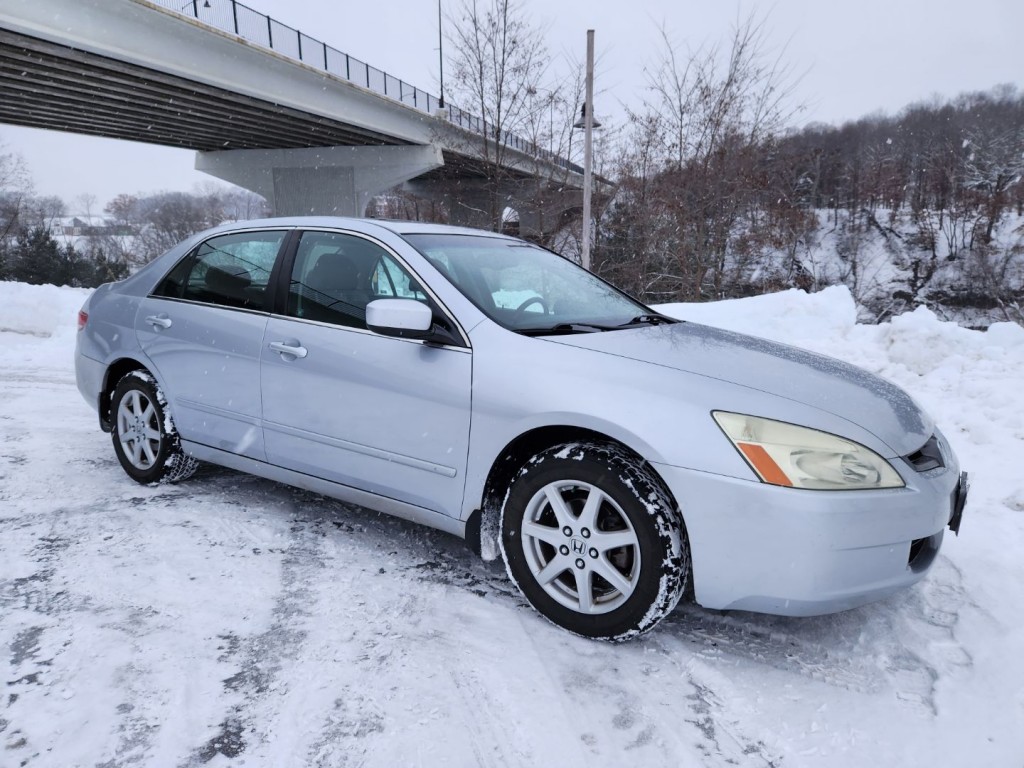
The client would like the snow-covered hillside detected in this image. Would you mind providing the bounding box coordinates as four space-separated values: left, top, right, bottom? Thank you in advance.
778 210 1024 328
1 280 1022 767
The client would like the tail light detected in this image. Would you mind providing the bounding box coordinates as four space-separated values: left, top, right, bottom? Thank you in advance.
77 310 88 331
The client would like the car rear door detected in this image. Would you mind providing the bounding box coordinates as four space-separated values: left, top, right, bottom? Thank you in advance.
136 228 289 459
260 229 472 518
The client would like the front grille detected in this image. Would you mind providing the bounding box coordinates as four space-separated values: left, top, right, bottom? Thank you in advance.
904 435 944 472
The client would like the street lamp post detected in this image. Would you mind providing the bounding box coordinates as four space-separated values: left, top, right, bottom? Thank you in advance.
580 29 595 271
526 85 559 156
437 0 445 110
179 0 210 13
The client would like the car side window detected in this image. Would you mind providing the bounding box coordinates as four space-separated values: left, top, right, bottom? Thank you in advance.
287 231 427 329
154 230 286 310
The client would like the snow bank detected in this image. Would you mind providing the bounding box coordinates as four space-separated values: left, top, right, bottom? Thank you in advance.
0 280 92 337
656 285 1024 388
657 284 860 342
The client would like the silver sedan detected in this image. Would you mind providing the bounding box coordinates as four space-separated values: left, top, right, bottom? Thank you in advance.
74 217 968 640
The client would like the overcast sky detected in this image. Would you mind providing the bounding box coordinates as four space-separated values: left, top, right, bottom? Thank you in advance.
2 0 1022 209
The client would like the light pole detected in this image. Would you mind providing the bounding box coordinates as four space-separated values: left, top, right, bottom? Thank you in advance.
437 0 445 110
526 86 558 155
580 29 595 271
178 0 210 13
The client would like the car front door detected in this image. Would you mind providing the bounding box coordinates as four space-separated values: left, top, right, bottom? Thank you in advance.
136 228 288 460
260 229 472 517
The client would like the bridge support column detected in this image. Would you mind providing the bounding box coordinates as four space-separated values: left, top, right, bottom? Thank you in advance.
196 145 445 217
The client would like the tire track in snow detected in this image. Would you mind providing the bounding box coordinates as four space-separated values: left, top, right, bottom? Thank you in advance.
94 669 162 768
653 557 977 725
182 504 330 766
300 586 423 768
296 519 492 767
1 512 82 764
660 604 881 694
683 675 779 766
0 410 27 507
1 498 183 767
519 636 781 767
880 555 975 716
229 510 537 767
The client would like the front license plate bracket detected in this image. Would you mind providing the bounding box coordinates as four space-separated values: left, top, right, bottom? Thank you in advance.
949 471 969 535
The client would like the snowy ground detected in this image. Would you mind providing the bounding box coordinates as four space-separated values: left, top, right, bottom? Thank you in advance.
1 280 1022 767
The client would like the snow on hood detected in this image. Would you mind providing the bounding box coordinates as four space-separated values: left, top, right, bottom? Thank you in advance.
548 321 933 456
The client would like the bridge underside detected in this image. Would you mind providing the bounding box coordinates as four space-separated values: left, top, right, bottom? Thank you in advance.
0 25 590 239
0 28 400 149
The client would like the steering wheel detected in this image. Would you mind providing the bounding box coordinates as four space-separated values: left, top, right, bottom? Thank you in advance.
513 296 548 315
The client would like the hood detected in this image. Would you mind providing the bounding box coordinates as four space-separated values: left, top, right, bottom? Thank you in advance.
548 322 932 456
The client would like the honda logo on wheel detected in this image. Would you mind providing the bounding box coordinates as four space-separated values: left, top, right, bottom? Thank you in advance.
570 538 586 555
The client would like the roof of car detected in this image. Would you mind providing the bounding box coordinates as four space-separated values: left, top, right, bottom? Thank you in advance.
226 216 521 241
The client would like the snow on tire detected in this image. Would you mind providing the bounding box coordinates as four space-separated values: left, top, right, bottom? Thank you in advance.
110 370 199 485
500 441 689 640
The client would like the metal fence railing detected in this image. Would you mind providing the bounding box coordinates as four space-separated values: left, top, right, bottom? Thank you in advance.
151 0 583 174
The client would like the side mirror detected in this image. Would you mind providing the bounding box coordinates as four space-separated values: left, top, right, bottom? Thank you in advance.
365 298 433 339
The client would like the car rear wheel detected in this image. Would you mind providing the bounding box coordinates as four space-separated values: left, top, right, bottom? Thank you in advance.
110 371 198 484
500 442 688 640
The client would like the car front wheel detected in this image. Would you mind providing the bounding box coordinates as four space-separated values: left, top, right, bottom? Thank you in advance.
500 442 689 640
110 370 198 485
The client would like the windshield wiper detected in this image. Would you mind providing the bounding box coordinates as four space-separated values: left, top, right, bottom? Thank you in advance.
515 316 677 336
514 323 613 336
621 313 677 327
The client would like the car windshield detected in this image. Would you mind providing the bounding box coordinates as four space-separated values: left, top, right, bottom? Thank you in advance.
402 233 670 334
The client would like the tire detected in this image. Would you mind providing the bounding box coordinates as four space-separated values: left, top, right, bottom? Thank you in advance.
110 370 199 485
500 442 689 641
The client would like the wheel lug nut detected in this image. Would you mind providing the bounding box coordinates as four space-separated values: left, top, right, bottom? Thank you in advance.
575 558 586 569
581 528 590 538
562 526 572 537
589 548 598 558
559 545 570 556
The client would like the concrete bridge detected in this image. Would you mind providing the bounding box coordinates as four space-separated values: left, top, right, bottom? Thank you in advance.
0 0 599 238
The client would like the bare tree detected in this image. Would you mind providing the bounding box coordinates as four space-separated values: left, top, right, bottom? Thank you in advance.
128 191 224 265
0 142 32 242
104 194 140 229
367 188 449 223
445 0 549 229
963 127 1024 244
515 66 591 245
598 12 800 301
219 187 270 221
76 192 98 220
646 15 798 170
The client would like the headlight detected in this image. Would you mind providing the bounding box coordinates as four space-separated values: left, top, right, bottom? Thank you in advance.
712 412 905 490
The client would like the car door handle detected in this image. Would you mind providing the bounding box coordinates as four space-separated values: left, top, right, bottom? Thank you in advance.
269 341 308 359
145 314 172 329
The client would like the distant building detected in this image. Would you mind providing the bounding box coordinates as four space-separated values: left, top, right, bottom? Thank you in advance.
49 215 135 240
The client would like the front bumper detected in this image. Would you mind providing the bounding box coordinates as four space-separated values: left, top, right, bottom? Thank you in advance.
653 454 963 616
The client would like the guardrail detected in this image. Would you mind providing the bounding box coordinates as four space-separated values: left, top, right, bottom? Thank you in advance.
153 0 583 174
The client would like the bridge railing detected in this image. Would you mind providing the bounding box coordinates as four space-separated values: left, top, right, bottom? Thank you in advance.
154 0 583 174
